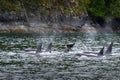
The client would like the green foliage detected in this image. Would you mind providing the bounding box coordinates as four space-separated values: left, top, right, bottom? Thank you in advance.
88 0 106 17
0 0 119 19
88 0 120 19
0 0 20 11
110 0 120 18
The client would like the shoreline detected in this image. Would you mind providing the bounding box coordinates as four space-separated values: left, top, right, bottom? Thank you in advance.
0 22 116 33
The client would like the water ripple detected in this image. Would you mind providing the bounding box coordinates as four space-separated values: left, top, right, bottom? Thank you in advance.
0 32 120 80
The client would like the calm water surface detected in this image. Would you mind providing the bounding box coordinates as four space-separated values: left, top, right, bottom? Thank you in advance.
0 32 120 80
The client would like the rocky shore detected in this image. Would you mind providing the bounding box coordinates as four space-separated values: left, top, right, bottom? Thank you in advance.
0 23 81 33
0 22 114 34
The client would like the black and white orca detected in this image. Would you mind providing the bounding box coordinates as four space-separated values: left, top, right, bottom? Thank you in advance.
75 42 113 57
104 42 113 55
24 42 75 55
24 42 52 54
36 42 42 53
64 43 75 53
36 42 52 53
75 47 104 57
24 41 113 57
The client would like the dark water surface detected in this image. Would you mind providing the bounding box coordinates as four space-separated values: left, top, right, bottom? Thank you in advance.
0 32 120 80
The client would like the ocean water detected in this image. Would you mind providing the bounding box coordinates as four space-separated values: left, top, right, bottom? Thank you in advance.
0 32 120 80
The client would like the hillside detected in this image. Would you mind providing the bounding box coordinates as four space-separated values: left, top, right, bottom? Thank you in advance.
0 0 120 32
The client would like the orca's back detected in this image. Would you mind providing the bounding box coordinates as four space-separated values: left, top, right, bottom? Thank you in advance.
64 43 75 53
105 42 113 55
36 43 42 53
46 43 52 53
97 47 104 56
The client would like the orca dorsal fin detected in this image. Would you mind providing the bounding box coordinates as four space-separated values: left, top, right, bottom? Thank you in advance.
64 43 75 53
46 43 52 53
67 43 75 49
105 42 113 55
97 47 104 56
36 43 42 53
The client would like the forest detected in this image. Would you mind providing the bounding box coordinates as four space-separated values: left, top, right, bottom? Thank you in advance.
0 0 120 30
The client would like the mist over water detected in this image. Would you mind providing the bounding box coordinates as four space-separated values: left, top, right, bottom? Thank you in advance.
0 32 120 80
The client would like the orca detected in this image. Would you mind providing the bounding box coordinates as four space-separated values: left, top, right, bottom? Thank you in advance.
64 43 75 53
104 42 113 55
24 42 52 54
75 42 113 57
36 42 53 53
45 42 52 53
75 47 104 57
24 42 113 57
36 42 42 53
24 42 75 54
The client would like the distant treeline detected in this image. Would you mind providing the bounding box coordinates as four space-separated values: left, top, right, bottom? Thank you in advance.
0 0 120 29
